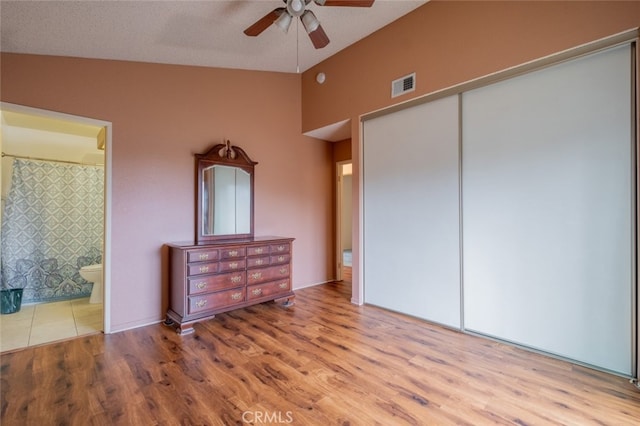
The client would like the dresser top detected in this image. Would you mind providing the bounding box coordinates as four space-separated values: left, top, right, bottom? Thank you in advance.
167 236 294 249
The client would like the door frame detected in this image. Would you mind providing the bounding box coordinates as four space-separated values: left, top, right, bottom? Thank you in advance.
336 160 352 281
1 102 113 333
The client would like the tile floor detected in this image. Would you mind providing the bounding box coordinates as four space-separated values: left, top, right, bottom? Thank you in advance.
0 298 102 352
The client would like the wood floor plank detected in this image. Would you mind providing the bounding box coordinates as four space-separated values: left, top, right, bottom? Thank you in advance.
2 281 639 425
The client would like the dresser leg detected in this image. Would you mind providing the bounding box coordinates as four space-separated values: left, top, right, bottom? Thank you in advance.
278 296 295 308
176 324 195 335
163 315 196 335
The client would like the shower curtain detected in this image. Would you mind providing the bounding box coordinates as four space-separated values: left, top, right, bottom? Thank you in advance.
1 158 104 303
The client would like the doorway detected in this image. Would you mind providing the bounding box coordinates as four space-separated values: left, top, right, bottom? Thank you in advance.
336 161 352 283
0 102 112 351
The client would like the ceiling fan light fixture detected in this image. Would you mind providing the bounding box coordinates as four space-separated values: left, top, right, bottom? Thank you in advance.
245 0 376 49
301 10 320 34
274 12 293 33
287 0 305 16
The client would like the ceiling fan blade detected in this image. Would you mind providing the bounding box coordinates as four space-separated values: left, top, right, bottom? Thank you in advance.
315 0 374 6
243 8 285 36
308 23 330 49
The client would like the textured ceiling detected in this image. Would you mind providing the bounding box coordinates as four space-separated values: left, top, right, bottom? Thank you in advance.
1 0 428 73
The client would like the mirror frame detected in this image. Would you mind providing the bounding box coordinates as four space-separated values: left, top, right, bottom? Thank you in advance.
195 141 257 243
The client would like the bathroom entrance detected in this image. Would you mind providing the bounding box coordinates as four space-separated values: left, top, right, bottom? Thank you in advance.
0 103 111 352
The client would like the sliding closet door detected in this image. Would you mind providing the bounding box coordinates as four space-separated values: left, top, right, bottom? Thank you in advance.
363 95 460 327
462 44 633 374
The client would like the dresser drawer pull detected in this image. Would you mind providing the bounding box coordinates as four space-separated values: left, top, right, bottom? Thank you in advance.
231 292 243 301
228 250 239 257
277 255 285 262
195 299 207 308
250 272 262 280
251 288 263 296
231 275 242 284
199 266 210 273
279 267 288 275
255 248 264 254
276 245 286 252
195 282 206 290
198 253 209 260
229 262 239 269
278 282 288 289
255 259 264 266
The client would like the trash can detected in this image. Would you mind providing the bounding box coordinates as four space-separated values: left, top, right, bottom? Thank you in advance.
1 289 24 314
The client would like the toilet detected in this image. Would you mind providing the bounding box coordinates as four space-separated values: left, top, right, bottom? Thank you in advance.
79 264 103 304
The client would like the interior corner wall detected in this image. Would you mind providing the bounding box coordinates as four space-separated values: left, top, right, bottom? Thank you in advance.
332 139 352 163
0 54 333 332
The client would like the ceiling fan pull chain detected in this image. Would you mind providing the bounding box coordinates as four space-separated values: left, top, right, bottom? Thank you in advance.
296 18 300 73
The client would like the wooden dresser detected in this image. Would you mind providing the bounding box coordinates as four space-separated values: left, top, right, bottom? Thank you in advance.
165 236 294 334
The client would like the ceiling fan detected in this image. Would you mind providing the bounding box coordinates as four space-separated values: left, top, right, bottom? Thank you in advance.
244 0 375 49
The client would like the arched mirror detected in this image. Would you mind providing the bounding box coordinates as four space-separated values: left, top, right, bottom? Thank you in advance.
196 141 257 243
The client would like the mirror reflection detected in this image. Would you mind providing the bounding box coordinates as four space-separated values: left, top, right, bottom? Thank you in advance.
202 165 251 236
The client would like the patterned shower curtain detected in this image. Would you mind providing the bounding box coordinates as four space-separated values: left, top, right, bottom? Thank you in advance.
1 158 103 303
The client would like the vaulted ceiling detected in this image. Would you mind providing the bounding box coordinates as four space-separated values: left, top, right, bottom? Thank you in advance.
1 0 428 73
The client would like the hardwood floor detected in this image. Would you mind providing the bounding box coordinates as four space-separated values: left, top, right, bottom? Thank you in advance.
342 265 352 283
2 281 639 425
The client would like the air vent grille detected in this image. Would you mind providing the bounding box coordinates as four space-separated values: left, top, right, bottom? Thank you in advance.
391 73 416 98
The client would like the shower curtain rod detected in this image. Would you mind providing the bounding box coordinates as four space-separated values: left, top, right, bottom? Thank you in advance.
1 152 102 166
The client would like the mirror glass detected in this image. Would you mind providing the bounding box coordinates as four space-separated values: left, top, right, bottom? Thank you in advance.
202 165 251 236
196 141 256 243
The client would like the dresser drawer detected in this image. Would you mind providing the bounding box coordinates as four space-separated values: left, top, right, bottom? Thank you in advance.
187 262 219 276
187 249 219 263
270 243 290 254
188 288 245 314
247 264 290 285
167 237 294 335
188 272 245 295
247 256 269 268
220 247 246 259
270 254 290 265
247 279 291 300
219 259 246 273
247 245 269 256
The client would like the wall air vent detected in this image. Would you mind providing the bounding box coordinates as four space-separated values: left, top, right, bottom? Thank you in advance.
391 73 416 98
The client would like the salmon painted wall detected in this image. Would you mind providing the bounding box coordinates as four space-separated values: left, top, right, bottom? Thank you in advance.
300 1 640 303
332 139 351 164
1 54 333 331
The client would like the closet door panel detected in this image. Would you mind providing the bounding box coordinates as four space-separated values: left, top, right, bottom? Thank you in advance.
363 95 460 327
462 44 633 374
